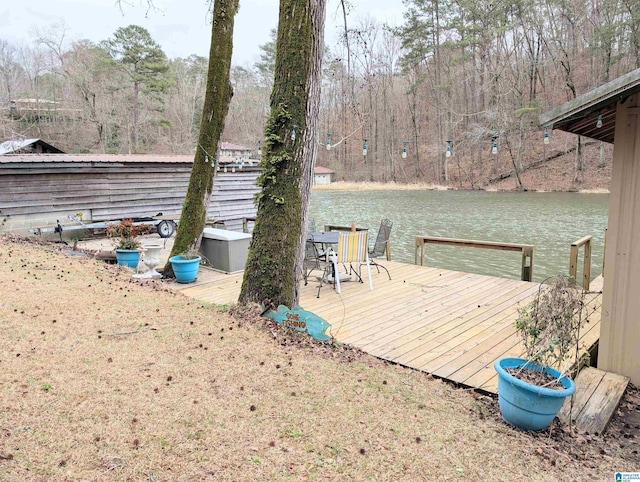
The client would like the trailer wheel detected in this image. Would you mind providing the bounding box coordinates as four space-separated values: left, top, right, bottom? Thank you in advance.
157 220 175 238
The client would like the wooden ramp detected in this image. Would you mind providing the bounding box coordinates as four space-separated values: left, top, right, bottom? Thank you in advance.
558 367 629 434
174 261 604 394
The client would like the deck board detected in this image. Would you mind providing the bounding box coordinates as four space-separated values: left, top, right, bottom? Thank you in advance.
173 261 603 394
557 367 629 434
369 279 534 357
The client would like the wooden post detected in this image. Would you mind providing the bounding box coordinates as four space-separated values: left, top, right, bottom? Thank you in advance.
242 216 256 233
569 244 579 279
569 235 592 290
602 228 607 275
521 246 534 282
415 237 425 265
583 238 591 290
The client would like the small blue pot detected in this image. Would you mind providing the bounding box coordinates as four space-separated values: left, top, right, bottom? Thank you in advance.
494 357 575 431
169 255 201 283
115 249 141 269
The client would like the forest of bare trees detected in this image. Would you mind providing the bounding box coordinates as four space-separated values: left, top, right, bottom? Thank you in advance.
1 0 637 188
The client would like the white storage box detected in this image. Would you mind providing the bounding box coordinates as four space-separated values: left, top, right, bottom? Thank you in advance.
200 228 252 273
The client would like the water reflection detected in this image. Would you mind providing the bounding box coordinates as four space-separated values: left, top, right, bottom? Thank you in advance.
309 190 609 282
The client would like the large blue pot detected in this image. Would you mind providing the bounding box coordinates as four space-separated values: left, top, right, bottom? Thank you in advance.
115 249 141 269
494 357 575 431
169 255 201 283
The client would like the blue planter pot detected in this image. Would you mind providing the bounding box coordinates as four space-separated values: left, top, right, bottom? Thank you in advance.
169 255 201 283
115 249 141 269
494 357 575 431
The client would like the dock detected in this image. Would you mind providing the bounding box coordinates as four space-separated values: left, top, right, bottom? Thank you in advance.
173 261 604 394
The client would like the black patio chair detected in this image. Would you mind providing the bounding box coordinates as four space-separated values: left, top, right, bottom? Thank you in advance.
307 218 316 234
368 218 392 280
303 239 320 285
303 237 330 286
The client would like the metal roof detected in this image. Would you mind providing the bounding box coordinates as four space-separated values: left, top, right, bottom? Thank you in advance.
0 138 64 155
0 154 194 164
220 142 252 151
314 166 335 174
539 68 640 144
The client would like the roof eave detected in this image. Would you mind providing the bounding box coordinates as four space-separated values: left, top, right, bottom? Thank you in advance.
539 67 640 144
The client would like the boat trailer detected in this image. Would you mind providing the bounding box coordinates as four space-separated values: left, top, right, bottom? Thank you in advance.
30 214 177 241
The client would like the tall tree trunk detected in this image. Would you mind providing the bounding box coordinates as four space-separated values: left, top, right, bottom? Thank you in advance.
598 142 606 169
433 0 442 184
164 0 238 274
574 135 584 186
239 0 326 308
504 135 524 191
370 88 377 182
133 80 140 152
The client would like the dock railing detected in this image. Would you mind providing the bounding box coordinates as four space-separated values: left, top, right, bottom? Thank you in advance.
415 236 534 282
569 235 592 290
323 224 368 232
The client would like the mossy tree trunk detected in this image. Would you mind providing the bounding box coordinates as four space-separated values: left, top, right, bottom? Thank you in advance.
239 0 326 308
164 0 238 276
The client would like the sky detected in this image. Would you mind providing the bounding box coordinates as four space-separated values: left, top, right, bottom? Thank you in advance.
0 0 406 67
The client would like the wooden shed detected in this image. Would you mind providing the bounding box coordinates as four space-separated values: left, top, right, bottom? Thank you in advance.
0 154 260 235
540 68 640 385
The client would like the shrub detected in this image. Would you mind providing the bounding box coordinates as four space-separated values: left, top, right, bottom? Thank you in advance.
106 219 152 250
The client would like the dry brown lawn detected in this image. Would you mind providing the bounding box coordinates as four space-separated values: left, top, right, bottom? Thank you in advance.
0 235 636 481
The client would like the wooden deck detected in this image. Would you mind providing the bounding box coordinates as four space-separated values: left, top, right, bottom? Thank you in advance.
173 261 604 394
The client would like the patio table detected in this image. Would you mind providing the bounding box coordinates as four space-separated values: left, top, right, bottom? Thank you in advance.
307 231 351 284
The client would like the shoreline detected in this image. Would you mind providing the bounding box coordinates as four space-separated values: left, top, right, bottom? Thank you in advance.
313 181 609 194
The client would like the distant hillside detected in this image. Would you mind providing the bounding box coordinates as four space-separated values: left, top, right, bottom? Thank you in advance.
455 131 613 193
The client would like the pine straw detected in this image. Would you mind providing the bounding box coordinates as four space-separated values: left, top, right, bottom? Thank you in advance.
0 235 636 480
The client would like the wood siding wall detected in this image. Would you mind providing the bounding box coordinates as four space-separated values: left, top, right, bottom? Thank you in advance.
599 94 640 385
0 161 260 233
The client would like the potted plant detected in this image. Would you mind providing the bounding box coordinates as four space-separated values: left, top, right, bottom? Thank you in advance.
106 219 152 268
494 275 586 431
169 247 201 283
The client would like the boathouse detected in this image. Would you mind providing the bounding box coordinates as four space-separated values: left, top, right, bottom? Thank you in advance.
540 67 640 385
0 154 260 235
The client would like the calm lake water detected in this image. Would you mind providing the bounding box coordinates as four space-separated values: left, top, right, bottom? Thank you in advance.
308 190 609 283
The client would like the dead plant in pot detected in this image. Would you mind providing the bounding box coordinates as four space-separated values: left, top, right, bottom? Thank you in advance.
494 274 587 430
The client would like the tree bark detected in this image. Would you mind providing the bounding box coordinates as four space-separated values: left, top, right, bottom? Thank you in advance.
574 135 584 186
239 0 326 308
133 80 140 152
163 0 238 275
